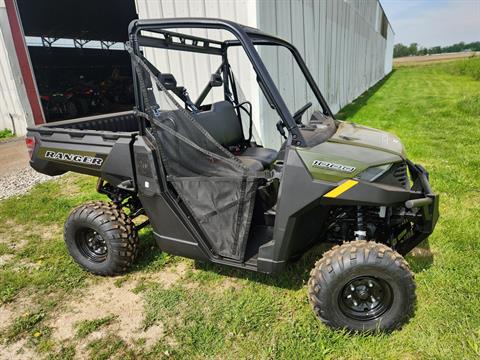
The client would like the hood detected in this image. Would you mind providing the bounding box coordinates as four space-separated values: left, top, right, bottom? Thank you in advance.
330 121 405 156
296 121 405 182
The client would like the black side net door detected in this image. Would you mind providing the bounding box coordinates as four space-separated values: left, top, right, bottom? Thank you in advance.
131 50 260 261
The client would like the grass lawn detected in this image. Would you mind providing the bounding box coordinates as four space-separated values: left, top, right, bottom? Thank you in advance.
0 129 15 140
0 58 479 359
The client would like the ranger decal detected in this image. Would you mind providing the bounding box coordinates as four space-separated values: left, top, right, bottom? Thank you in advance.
312 160 356 173
44 150 104 166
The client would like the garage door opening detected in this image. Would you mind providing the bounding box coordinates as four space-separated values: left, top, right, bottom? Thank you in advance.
16 0 138 123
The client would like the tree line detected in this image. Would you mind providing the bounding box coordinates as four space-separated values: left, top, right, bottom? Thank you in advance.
393 41 480 58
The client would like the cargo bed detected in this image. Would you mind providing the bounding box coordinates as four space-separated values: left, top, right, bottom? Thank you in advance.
26 111 139 186
40 111 140 132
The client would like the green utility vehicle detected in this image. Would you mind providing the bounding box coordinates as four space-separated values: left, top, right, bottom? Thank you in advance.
26 18 439 332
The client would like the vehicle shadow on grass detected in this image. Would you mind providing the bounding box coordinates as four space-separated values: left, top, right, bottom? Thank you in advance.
406 239 435 272
133 229 433 290
192 238 435 291
335 70 395 120
192 242 335 291
130 228 334 291
131 230 169 271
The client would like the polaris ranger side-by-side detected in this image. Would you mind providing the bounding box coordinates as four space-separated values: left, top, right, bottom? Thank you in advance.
26 18 439 332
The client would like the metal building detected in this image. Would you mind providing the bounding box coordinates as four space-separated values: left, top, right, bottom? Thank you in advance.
0 0 393 143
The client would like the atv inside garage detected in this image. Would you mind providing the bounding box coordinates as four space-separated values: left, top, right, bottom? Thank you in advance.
15 0 138 122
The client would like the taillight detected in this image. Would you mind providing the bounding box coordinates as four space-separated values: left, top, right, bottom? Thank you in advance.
25 136 36 158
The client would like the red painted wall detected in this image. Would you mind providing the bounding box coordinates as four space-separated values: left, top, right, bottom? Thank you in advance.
5 0 44 125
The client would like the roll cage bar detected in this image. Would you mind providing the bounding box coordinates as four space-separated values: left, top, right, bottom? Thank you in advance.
128 18 334 147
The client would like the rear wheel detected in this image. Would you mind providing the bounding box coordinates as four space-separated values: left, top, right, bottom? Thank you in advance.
308 240 415 332
64 201 139 275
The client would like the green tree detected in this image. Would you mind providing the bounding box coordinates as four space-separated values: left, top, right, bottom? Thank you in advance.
408 43 419 55
393 43 410 58
393 41 480 58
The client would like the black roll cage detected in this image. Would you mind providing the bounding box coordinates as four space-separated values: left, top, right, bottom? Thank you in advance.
128 18 334 147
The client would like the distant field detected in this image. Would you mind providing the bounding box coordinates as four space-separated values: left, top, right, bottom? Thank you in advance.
1 58 479 359
394 51 480 66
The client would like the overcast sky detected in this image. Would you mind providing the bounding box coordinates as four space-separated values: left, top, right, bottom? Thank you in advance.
380 0 480 47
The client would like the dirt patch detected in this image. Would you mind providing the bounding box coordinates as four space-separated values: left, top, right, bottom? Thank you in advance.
39 225 61 241
0 306 15 332
0 254 14 267
0 223 60 271
0 221 35 249
410 247 434 258
7 239 28 251
0 339 36 360
217 278 243 293
146 262 189 288
0 297 41 360
4 219 17 228
48 262 188 351
50 279 160 344
12 259 41 272
0 294 36 332
0 222 29 248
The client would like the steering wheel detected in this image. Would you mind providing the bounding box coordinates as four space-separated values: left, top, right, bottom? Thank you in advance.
293 102 312 124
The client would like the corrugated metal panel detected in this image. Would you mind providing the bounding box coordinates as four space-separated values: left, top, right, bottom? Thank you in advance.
257 0 391 148
385 23 394 74
0 2 27 135
134 0 393 149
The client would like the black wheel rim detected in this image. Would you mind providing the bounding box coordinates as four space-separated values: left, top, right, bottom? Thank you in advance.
339 276 393 321
76 228 108 262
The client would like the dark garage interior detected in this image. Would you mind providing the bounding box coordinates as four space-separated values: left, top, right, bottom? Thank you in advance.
16 0 138 122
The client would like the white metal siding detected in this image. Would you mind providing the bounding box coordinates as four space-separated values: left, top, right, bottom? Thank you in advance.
384 23 394 74
258 0 391 148
134 0 393 149
0 2 27 136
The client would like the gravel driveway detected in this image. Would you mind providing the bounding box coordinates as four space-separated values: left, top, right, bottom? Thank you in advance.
0 137 54 200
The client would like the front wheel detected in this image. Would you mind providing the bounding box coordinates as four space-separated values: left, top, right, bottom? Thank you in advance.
64 201 139 276
308 240 415 332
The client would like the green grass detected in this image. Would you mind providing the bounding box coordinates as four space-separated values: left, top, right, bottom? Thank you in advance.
1 58 479 359
143 286 186 329
0 128 14 139
0 175 99 305
2 311 45 343
45 345 76 360
440 56 480 80
0 242 13 256
86 335 131 360
75 315 117 339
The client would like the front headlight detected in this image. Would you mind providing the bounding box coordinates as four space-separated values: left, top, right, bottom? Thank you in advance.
356 164 392 182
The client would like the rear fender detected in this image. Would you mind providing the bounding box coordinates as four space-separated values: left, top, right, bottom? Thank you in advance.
27 128 135 183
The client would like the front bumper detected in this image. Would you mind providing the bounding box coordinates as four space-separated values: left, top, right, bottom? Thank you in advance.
396 161 440 254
